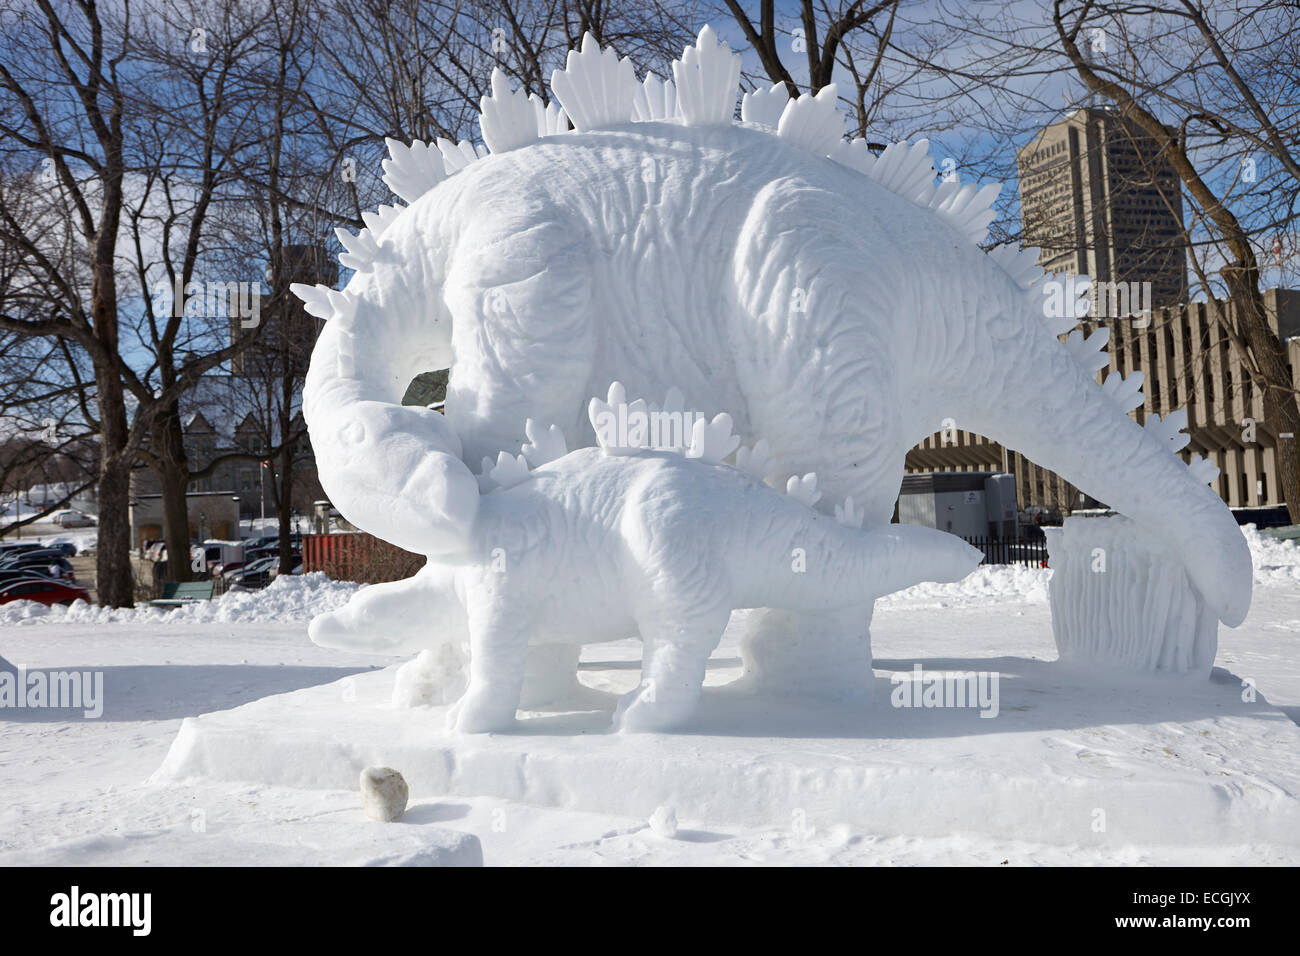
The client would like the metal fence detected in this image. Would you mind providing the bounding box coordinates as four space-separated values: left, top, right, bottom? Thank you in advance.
961 534 1050 567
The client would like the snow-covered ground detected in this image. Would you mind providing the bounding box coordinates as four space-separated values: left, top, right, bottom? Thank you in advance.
1 528 1297 866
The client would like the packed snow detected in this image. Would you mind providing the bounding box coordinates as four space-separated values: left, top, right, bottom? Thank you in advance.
1 526 1297 865
0 572 359 627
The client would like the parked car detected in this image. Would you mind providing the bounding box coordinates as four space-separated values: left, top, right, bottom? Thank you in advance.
54 510 94 528
0 548 73 572
267 557 304 581
229 555 291 589
200 541 244 575
0 542 44 557
0 578 90 606
0 550 76 581
0 561 74 583
223 557 266 586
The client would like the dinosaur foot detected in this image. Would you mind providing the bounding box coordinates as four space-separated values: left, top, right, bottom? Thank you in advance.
611 685 696 734
446 688 517 734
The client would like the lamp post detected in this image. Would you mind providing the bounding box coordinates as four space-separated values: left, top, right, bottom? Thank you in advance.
232 496 241 537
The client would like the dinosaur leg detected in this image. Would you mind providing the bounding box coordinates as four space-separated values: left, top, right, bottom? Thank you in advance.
613 605 732 733
729 178 909 702
737 605 876 703
448 593 530 734
735 437 900 704
518 643 604 709
737 462 901 701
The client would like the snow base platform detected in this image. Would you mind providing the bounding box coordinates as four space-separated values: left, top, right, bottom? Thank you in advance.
153 650 1300 849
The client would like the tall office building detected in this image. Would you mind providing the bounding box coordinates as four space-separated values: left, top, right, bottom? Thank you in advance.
903 109 1300 521
1016 105 1187 308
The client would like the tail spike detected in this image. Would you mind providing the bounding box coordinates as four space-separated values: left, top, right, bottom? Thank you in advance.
1188 455 1220 485
632 72 678 122
776 85 842 155
1064 327 1111 373
436 137 486 174
830 137 876 176
741 81 789 128
531 94 569 136
360 203 405 237
479 68 539 154
550 33 638 132
334 226 382 274
785 473 822 508
1102 369 1145 411
381 138 445 204
868 139 935 204
989 244 1044 290
672 25 741 127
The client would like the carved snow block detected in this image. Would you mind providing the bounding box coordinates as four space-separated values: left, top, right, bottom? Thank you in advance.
1044 516 1218 676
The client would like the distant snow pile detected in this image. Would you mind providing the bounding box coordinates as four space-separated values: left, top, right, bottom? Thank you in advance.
1241 524 1300 586
878 524 1298 609
0 572 361 626
877 561 1051 610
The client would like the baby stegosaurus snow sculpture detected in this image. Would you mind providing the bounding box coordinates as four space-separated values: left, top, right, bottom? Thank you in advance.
310 383 982 732
296 25 1252 714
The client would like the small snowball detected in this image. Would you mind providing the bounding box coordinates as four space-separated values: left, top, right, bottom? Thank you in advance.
648 805 678 838
360 766 409 822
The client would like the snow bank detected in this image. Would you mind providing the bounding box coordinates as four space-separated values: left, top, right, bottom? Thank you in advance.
880 524 1299 610
0 572 360 627
1241 523 1300 585
878 562 1051 610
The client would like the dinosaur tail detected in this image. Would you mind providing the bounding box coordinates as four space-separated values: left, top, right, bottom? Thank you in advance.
743 516 983 611
295 253 479 557
956 298 1252 627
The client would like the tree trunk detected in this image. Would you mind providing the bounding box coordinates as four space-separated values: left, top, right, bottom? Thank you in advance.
1227 277 1300 522
94 365 135 608
152 404 196 583
277 393 294 575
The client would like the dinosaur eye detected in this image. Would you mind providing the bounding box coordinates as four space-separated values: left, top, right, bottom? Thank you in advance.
339 420 366 445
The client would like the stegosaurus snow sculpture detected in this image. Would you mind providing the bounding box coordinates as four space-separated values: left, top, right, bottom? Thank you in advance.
310 384 982 732
295 26 1252 711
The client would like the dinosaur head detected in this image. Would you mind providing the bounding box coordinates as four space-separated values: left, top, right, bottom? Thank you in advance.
308 563 465 656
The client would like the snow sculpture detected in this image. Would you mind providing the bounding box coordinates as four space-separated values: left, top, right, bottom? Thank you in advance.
1044 516 1221 675
310 387 981 732
295 25 1252 719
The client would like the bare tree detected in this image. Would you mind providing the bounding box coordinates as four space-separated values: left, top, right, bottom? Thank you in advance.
0 0 142 604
